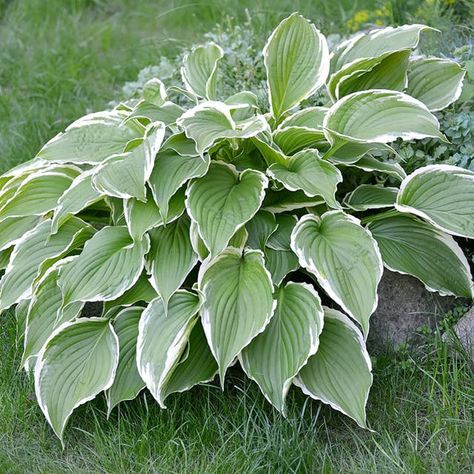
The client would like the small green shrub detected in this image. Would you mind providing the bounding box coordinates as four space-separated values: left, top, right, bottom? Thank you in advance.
1 13 473 445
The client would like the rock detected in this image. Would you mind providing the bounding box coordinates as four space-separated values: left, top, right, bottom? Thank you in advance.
453 307 474 367
367 270 463 352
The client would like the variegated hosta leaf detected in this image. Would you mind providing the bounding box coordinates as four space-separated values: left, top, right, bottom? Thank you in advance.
0 218 94 310
127 100 184 126
266 214 297 251
340 155 406 181
146 215 197 310
181 43 224 99
161 132 199 156
368 214 473 298
106 307 145 414
396 165 474 239
142 78 167 107
177 101 267 154
59 226 149 306
136 291 202 408
0 216 41 251
329 49 411 101
35 318 119 444
241 282 323 414
52 170 102 233
324 90 446 145
124 189 187 242
92 122 165 201
148 149 209 222
279 107 328 129
0 170 77 222
291 212 383 336
273 126 326 155
246 210 277 250
262 189 324 213
251 132 288 166
37 110 142 164
264 247 299 286
198 248 275 383
161 321 218 401
21 261 84 371
331 24 432 71
328 142 393 165
225 91 259 121
264 13 329 120
186 162 268 256
124 192 163 242
407 58 465 111
344 185 398 211
295 307 372 429
103 273 157 313
268 149 342 208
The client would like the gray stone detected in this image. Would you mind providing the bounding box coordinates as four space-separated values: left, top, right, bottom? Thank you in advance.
453 307 474 367
367 270 462 352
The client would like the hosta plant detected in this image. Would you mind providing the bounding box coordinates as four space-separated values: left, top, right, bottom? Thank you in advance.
1 13 473 444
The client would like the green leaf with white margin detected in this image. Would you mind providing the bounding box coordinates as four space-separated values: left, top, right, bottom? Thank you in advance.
106 307 145 414
124 188 187 241
279 107 328 129
92 122 165 201
34 317 119 444
241 282 323 414
291 212 383 336
295 307 372 429
331 24 433 71
344 185 398 211
266 214 297 251
407 57 465 111
328 142 395 165
324 90 446 145
251 132 288 166
198 247 275 383
264 13 329 120
21 260 84 371
59 226 150 306
0 216 41 250
148 149 209 222
268 149 342 209
245 211 277 250
262 189 324 213
52 170 102 233
103 273 157 313
273 127 326 155
328 49 410 101
186 162 268 256
368 214 473 298
127 100 184 126
177 101 268 154
181 43 224 99
396 165 474 239
340 155 406 181
142 78 167 107
161 321 218 400
0 218 94 310
136 290 202 408
264 247 299 286
37 110 142 164
0 169 77 222
124 191 163 242
161 132 199 156
146 215 197 310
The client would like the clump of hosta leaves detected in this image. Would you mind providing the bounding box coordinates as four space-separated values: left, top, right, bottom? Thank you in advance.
2 13 473 445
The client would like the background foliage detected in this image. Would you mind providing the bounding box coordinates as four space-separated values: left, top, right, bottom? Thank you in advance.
0 1 473 472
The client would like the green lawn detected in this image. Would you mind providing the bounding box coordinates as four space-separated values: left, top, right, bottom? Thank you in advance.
0 1 473 472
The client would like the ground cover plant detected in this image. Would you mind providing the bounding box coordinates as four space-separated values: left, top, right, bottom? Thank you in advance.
0 6 473 457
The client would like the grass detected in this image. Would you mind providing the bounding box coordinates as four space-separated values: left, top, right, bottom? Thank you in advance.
0 0 473 472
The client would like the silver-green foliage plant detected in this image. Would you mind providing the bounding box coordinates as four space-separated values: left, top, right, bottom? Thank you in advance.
1 13 473 444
